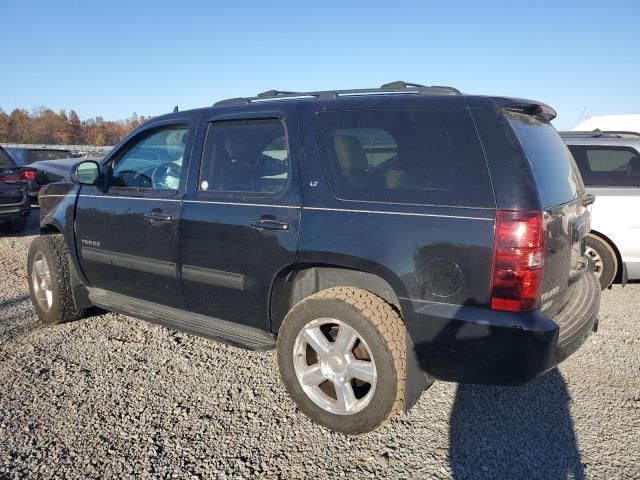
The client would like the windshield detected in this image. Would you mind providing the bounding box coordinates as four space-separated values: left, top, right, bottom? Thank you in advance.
506 111 584 207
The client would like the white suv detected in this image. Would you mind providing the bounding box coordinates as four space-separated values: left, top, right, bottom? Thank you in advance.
562 131 640 289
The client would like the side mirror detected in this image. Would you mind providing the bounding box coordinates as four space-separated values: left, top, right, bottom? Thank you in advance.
70 160 100 185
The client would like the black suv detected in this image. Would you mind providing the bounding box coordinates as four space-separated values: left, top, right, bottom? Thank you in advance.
28 82 600 434
0 146 31 233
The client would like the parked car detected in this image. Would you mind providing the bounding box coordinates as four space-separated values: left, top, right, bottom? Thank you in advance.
0 145 38 197
28 82 600 434
4 147 76 198
561 131 640 289
28 157 87 187
0 179 30 233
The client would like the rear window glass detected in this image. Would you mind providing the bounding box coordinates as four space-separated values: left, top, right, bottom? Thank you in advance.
26 149 73 163
505 111 583 207
567 145 640 187
316 109 495 208
0 148 14 167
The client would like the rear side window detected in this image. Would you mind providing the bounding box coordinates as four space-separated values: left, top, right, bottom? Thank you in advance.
316 109 494 208
26 149 73 163
505 111 583 207
567 145 640 187
0 148 14 167
199 119 289 195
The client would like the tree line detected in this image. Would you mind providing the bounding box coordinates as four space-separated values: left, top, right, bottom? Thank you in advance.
0 107 149 146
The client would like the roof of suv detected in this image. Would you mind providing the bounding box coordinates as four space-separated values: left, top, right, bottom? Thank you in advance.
203 81 557 120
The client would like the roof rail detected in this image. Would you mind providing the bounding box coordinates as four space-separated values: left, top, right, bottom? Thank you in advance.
560 129 640 139
213 81 461 106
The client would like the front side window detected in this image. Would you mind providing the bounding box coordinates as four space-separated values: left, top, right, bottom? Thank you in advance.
316 108 494 207
568 145 640 187
199 119 289 195
111 126 188 190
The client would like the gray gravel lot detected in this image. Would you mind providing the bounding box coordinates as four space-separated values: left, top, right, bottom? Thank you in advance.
1 214 639 479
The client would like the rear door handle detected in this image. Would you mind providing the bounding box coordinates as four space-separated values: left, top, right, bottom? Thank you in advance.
144 210 173 223
250 218 289 231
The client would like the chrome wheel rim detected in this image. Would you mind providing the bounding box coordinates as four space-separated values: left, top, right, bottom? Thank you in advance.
293 318 377 415
585 245 603 279
32 252 53 311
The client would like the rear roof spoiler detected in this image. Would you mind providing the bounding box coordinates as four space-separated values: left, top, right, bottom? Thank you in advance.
492 97 557 121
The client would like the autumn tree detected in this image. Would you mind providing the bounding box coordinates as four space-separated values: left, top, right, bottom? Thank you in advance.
68 110 83 144
0 107 150 146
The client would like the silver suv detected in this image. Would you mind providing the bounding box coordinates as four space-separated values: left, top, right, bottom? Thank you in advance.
562 131 640 289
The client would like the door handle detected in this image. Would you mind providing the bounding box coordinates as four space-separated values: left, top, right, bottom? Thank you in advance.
250 218 289 231
144 210 173 223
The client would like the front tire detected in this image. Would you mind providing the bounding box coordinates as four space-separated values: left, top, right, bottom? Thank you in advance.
277 287 405 434
27 235 85 325
585 233 618 290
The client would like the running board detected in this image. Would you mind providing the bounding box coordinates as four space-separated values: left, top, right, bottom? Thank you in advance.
87 288 276 351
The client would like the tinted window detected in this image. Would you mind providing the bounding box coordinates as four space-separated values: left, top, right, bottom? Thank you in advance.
567 145 640 187
316 109 494 207
0 148 14 167
199 119 289 195
506 111 583 207
111 125 188 190
26 149 73 163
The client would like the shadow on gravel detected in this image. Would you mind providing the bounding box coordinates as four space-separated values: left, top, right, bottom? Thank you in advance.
0 294 29 310
448 369 585 480
0 208 39 238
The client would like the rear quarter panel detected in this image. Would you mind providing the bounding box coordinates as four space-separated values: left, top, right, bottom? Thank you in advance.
297 100 497 320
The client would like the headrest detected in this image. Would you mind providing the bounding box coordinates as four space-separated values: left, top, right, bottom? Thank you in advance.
333 135 368 174
224 136 252 160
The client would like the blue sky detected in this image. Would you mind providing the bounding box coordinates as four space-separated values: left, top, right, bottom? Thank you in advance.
1 0 638 130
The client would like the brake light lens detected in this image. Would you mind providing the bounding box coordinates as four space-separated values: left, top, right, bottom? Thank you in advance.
21 170 36 181
491 210 545 312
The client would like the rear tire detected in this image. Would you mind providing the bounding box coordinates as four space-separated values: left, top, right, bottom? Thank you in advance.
585 233 617 290
27 235 85 325
277 287 405 434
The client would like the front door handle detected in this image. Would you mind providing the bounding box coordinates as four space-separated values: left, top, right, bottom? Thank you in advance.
250 218 289 231
144 210 173 223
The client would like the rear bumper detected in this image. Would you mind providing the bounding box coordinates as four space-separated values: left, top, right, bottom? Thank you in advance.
0 194 31 221
404 270 600 385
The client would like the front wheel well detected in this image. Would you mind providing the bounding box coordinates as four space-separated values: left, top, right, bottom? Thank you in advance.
269 265 401 334
40 224 62 235
588 230 623 283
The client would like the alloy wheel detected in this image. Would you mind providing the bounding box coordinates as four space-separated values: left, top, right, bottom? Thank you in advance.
32 251 53 311
292 317 377 415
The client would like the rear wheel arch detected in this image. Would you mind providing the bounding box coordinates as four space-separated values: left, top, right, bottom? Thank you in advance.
269 265 402 335
588 230 623 284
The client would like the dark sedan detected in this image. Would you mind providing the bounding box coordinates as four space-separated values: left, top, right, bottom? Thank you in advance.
3 147 76 198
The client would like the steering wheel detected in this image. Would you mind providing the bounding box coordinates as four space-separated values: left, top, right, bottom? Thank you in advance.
151 162 181 189
115 170 153 188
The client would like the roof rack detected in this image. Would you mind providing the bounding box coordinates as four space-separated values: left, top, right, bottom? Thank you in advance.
214 81 461 106
560 129 640 138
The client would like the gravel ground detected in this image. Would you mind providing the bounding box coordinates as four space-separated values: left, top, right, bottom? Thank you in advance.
1 214 639 479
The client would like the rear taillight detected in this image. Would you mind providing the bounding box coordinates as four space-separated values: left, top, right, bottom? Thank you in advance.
20 170 36 181
491 210 545 312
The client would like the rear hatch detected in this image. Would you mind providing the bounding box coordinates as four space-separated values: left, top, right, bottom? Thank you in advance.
0 181 26 206
0 148 21 183
505 110 591 314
